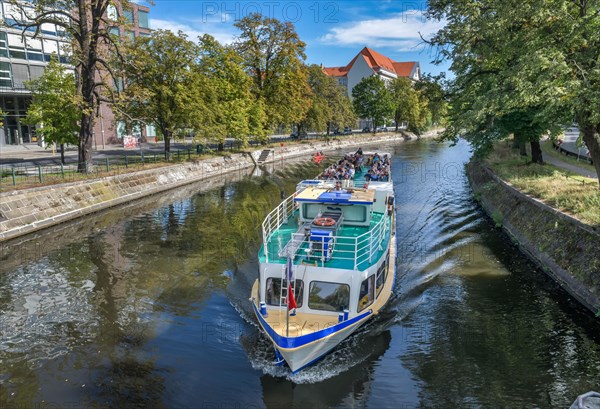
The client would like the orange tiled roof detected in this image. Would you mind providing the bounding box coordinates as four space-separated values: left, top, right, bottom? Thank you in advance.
323 66 348 76
323 47 417 79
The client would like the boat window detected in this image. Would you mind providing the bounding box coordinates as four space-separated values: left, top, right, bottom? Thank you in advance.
376 254 389 297
358 275 375 312
343 205 367 222
265 278 304 307
303 203 320 219
308 281 350 312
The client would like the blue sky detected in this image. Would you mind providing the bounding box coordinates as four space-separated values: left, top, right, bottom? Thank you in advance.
145 1 451 76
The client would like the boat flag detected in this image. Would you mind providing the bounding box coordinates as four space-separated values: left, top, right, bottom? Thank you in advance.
286 257 297 314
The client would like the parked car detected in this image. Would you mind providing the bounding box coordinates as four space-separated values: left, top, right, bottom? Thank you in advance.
343 127 352 135
290 131 308 139
362 126 372 133
376 126 388 132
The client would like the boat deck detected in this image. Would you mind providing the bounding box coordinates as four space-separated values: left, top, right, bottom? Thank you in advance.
258 211 390 271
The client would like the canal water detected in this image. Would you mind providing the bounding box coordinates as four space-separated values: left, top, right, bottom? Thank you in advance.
1 140 599 408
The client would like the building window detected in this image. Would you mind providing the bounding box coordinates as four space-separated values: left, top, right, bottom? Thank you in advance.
109 27 120 38
0 62 12 88
8 46 26 60
146 124 156 137
138 10 149 29
308 281 349 312
126 30 135 42
265 278 304 307
42 39 59 62
123 9 134 23
139 32 151 38
0 32 7 58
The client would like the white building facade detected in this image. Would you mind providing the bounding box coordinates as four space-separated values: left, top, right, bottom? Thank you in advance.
323 47 421 129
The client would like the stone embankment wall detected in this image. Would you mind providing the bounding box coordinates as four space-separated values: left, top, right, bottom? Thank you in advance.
467 161 600 314
0 132 421 242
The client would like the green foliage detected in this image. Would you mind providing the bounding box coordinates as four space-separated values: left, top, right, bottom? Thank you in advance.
491 211 503 228
117 30 203 153
196 34 257 147
427 0 568 158
428 0 600 183
234 13 311 131
352 76 393 130
25 58 80 147
11 0 135 169
389 77 428 134
414 73 448 127
302 65 356 133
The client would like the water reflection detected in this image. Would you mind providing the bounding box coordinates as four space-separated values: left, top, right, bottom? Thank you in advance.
0 141 599 408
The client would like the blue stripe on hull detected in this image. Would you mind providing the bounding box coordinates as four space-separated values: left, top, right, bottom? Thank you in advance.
252 302 372 349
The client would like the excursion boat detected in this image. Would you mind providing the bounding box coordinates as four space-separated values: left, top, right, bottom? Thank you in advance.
250 151 396 373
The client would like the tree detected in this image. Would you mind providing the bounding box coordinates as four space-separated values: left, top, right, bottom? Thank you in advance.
25 58 80 164
196 34 258 150
427 0 568 164
389 77 427 134
234 14 311 133
117 30 204 156
302 65 355 135
9 0 135 171
352 76 393 132
414 74 448 128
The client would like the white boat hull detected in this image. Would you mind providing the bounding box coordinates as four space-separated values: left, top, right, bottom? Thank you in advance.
252 300 373 373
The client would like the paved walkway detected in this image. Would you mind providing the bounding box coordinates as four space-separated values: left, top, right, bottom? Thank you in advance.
0 141 201 166
542 144 597 179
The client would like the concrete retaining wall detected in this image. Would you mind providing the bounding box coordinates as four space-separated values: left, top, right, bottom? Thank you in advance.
467 161 600 314
0 132 419 242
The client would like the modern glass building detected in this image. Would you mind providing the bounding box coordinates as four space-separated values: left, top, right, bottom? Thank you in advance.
0 0 152 148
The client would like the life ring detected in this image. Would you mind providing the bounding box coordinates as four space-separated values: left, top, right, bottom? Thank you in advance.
313 217 336 227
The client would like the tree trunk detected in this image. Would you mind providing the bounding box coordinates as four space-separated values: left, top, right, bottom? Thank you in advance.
395 120 399 132
217 142 224 151
77 113 94 172
513 133 527 156
530 140 543 164
326 122 330 136
581 125 600 186
164 131 172 160
60 143 65 165
520 142 527 156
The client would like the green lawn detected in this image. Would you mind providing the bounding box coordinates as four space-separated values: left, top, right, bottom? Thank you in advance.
486 142 600 226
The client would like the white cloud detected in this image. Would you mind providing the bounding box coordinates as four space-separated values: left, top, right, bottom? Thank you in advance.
149 18 236 45
320 10 446 51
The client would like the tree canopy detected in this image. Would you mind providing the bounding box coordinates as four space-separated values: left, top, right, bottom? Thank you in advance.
427 0 600 173
234 13 311 131
389 77 428 134
9 0 135 170
196 34 264 147
302 65 355 134
117 30 204 154
25 58 80 164
352 76 393 131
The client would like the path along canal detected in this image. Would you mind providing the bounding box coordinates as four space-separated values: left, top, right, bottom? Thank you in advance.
0 139 599 408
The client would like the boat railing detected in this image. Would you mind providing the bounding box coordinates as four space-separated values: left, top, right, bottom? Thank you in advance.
262 194 296 262
264 208 391 270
